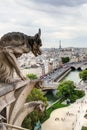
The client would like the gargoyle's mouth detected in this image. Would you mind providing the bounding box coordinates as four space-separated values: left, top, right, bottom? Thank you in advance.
33 47 42 57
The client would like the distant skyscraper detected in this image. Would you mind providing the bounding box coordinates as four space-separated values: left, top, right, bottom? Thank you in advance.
59 40 61 49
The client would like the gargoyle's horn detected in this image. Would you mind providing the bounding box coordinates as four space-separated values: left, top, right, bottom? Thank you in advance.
38 28 41 37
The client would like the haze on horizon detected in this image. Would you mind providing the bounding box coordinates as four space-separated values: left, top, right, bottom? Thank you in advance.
0 0 87 48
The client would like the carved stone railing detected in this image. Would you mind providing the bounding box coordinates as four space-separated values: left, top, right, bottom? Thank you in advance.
0 79 45 130
0 80 30 112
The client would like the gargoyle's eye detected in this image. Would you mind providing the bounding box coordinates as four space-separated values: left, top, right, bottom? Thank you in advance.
37 39 42 46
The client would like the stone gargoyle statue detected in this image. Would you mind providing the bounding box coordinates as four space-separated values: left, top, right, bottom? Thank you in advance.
0 29 42 83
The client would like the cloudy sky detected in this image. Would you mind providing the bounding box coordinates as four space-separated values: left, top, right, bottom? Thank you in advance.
0 0 87 48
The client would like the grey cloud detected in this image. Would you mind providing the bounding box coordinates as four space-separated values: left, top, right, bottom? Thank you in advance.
14 0 87 17
31 0 87 7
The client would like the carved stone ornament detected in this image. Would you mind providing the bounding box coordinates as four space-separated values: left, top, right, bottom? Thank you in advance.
0 29 42 83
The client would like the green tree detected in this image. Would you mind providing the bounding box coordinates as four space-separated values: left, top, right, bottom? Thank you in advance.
22 88 48 130
79 70 87 81
57 80 75 99
26 73 38 80
26 88 48 105
56 80 85 102
61 57 70 64
82 126 87 130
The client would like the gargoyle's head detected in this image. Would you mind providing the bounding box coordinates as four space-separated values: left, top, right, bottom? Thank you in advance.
29 29 42 57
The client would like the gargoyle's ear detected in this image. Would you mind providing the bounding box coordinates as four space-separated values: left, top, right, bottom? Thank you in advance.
38 28 41 37
34 28 41 39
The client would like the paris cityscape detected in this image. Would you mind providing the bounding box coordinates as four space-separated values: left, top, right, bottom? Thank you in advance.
17 43 87 130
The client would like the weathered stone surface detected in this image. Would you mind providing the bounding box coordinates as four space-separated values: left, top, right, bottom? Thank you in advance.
8 79 42 124
0 123 7 130
0 91 15 112
0 79 45 130
13 101 45 127
0 29 44 130
0 80 32 111
0 80 30 97
0 29 42 83
0 83 15 97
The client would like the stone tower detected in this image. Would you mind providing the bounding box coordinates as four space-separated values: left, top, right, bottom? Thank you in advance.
59 40 61 49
